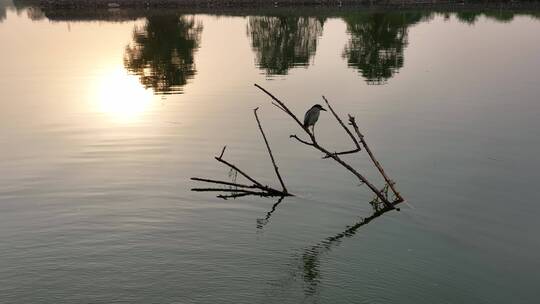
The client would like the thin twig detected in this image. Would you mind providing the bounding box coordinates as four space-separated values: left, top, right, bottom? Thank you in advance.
191 188 282 196
190 177 258 189
254 107 288 194
254 84 309 134
290 134 314 146
191 188 256 192
271 102 287 113
218 192 274 200
321 96 361 159
218 146 227 159
323 149 362 158
214 156 264 188
218 192 254 200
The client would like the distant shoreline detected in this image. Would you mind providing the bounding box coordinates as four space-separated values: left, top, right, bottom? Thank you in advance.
27 0 540 10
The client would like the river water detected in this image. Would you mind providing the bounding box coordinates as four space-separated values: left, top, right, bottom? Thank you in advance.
1 3 540 303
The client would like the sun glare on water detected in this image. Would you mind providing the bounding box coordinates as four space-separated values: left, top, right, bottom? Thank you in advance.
94 67 154 122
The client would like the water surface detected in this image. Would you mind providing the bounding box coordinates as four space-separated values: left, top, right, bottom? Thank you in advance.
1 3 540 303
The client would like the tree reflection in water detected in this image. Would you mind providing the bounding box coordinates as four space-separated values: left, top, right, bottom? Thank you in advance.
0 0 9 23
247 16 324 76
342 12 428 85
124 15 202 94
456 11 481 24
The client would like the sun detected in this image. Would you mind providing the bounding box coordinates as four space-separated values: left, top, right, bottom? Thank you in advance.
94 67 154 122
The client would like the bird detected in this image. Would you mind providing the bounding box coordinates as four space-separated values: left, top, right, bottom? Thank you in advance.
303 104 326 134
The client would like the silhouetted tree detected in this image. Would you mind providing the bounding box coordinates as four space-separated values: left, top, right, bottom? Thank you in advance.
456 11 482 24
484 11 515 23
452 10 522 25
247 16 324 76
0 0 12 22
342 12 428 85
124 15 202 94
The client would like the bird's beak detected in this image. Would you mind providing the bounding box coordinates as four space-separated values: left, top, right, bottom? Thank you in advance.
321 108 327 111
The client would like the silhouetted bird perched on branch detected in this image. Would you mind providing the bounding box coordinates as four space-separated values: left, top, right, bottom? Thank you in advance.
304 104 326 134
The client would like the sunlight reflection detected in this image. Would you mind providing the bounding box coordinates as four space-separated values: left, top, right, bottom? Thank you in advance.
94 67 154 122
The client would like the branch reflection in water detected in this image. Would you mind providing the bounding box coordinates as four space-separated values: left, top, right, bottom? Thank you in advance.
256 196 286 229
253 185 402 298
300 185 399 296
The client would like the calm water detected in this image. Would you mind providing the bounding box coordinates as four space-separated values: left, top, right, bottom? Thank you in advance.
1 2 540 303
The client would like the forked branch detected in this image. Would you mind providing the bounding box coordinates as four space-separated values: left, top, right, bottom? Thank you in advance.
254 83 401 210
192 108 292 199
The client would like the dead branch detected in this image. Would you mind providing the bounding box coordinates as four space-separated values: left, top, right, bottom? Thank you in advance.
321 95 361 158
348 115 404 202
192 111 292 199
271 101 287 113
190 177 259 189
192 85 402 212
218 145 227 158
214 150 264 188
218 192 268 200
191 187 284 198
290 134 314 146
191 188 261 193
254 84 396 210
254 84 310 134
254 107 288 194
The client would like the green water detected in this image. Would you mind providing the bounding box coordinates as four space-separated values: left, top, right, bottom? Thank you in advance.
1 2 540 303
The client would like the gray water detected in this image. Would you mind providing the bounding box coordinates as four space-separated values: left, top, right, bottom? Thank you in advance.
1 3 540 303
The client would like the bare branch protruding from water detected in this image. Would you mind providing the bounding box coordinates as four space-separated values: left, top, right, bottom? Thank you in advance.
348 115 404 203
254 83 399 210
191 112 292 198
254 107 289 194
